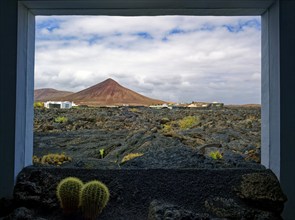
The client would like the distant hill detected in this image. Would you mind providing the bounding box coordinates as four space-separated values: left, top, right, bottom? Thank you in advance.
34 88 74 101
61 78 165 106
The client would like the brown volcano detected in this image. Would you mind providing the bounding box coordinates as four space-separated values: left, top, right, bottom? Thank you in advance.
62 78 165 106
34 88 74 101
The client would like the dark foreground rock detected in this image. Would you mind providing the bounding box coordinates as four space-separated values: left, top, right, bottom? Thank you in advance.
1 167 286 220
235 173 287 213
1 207 46 220
148 200 210 220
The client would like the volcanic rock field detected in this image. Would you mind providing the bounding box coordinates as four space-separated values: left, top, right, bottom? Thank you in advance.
33 106 262 169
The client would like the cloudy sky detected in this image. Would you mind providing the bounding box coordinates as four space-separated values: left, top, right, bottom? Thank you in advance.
35 16 261 104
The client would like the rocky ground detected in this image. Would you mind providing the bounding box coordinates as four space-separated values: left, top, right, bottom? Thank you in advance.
1 106 288 220
0 168 287 220
33 106 262 169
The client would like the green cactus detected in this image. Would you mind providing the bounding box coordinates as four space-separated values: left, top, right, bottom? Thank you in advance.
80 180 110 220
56 177 83 213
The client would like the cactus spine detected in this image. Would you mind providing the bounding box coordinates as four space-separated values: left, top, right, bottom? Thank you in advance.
80 180 110 220
56 177 83 213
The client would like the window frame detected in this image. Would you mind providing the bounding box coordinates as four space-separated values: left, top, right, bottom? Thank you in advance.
3 0 281 202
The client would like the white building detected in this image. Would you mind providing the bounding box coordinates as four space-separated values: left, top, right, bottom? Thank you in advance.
188 103 198 108
44 101 76 109
210 102 224 108
149 103 172 109
187 102 209 108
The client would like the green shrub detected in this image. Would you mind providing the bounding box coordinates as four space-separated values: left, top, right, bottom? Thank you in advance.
209 151 223 160
99 149 105 159
162 124 173 133
56 177 83 213
34 102 44 108
121 153 144 163
160 117 170 124
178 116 199 130
80 180 110 220
129 108 140 113
54 116 68 123
34 153 72 166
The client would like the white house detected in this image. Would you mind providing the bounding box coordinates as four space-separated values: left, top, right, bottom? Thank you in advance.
187 102 209 108
187 103 198 108
44 101 76 109
210 102 224 108
149 103 172 109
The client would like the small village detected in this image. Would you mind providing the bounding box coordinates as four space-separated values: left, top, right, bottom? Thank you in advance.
42 100 224 109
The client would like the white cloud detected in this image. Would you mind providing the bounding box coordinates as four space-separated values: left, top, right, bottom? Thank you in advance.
35 16 261 104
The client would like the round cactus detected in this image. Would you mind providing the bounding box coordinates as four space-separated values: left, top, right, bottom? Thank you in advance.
80 180 110 220
56 177 83 213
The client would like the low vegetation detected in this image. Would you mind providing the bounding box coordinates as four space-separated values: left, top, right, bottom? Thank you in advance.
209 151 223 160
129 108 141 113
121 153 144 163
162 124 173 133
178 116 199 130
33 153 72 166
161 115 199 134
99 148 105 159
54 116 68 123
34 102 44 108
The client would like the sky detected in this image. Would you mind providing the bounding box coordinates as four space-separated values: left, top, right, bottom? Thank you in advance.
35 16 261 104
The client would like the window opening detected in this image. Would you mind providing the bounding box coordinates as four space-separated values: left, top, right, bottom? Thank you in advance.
33 15 262 169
